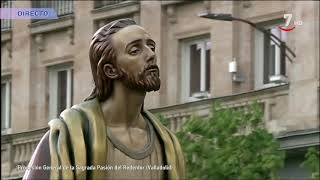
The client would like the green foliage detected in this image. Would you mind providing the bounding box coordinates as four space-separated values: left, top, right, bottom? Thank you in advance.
156 113 170 128
301 147 320 180
176 102 285 180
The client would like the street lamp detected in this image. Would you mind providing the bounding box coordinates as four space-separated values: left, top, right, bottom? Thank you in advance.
198 13 296 63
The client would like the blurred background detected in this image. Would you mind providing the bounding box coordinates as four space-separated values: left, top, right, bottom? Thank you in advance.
1 0 319 179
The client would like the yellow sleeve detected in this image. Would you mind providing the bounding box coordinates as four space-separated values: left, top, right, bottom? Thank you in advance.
48 118 74 179
48 108 88 180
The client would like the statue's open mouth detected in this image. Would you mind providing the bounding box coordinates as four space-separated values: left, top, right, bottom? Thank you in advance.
147 68 158 72
145 65 159 73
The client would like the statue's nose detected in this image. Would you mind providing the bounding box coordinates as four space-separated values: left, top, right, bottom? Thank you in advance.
146 47 156 64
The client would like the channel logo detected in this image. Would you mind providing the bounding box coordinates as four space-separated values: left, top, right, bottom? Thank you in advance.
278 14 303 32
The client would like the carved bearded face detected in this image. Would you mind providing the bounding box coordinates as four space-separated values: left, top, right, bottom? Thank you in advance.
109 25 161 92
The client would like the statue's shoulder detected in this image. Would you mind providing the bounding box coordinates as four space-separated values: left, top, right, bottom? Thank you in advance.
72 98 98 111
59 99 97 122
48 100 94 139
47 101 94 134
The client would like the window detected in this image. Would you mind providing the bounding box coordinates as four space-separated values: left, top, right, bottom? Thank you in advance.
255 20 287 89
48 65 73 120
181 37 211 102
1 0 12 31
1 77 11 132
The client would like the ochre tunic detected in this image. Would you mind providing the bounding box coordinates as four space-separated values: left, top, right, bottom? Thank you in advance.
106 131 165 179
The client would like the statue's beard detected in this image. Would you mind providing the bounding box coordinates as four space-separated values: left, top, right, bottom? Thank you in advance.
119 65 161 92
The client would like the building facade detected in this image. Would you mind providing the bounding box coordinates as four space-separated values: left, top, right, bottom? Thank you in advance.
1 1 319 179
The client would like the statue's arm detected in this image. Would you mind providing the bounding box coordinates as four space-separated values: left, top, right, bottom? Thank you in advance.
23 131 50 180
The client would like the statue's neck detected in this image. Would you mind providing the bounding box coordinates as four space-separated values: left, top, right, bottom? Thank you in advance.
100 81 146 129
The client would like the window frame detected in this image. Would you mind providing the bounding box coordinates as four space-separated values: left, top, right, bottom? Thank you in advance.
254 19 287 89
48 64 73 120
1 76 11 134
181 36 211 102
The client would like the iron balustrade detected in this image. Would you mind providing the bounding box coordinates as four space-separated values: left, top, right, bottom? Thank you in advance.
31 0 73 22
94 0 128 9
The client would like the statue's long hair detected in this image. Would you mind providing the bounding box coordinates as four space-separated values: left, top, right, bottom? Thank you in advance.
84 19 136 102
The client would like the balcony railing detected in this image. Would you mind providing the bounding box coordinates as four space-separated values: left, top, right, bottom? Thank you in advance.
1 85 289 179
94 0 130 9
1 127 49 178
31 0 73 23
150 84 289 132
1 0 12 31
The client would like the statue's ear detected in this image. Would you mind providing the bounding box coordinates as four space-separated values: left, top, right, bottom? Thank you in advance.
103 64 120 79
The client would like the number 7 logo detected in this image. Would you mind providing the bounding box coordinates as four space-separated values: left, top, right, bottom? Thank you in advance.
283 14 292 27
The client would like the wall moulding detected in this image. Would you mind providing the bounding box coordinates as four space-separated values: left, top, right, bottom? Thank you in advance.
1 30 12 57
1 69 12 77
203 1 211 12
94 13 137 31
167 5 177 24
29 15 75 50
5 41 12 58
29 15 74 35
67 27 74 45
91 2 139 21
34 34 45 52
173 27 211 40
161 1 186 6
41 55 74 67
246 11 286 24
242 1 252 9
1 30 12 43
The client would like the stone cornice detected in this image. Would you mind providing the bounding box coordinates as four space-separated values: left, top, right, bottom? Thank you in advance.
1 127 49 144
1 68 12 76
41 55 74 67
277 129 320 150
1 30 12 43
91 1 139 21
161 0 188 6
29 14 74 35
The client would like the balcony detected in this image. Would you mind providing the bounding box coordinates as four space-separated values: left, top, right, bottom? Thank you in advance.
94 0 130 9
1 127 49 178
1 0 12 32
150 84 290 132
31 0 74 23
